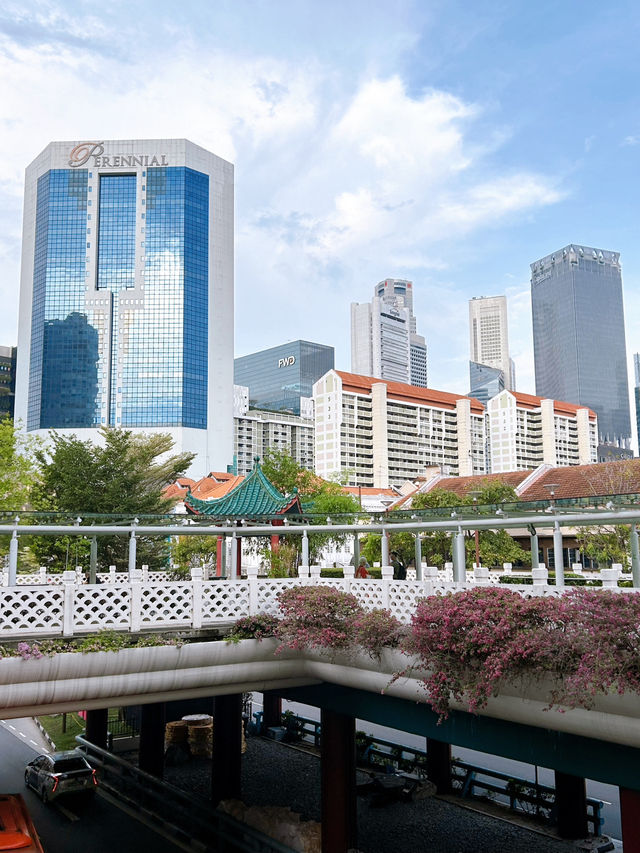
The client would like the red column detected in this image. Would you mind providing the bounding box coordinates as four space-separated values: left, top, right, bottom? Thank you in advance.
620 788 640 853
321 709 357 853
554 771 588 838
236 535 242 577
262 693 282 732
216 535 224 577
212 694 243 805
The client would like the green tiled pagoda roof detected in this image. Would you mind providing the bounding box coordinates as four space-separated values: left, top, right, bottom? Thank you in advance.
184 459 302 519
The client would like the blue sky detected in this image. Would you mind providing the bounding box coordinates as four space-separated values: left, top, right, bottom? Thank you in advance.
1 0 639 404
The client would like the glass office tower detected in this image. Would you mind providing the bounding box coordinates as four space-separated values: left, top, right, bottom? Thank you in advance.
16 139 234 473
531 245 631 451
234 341 334 415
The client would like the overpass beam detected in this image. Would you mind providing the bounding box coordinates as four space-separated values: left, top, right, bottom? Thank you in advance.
85 708 109 750
426 738 452 794
554 770 588 838
139 702 166 778
620 787 640 853
321 709 356 853
212 693 243 805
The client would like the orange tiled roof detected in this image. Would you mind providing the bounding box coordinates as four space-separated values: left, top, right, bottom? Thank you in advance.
520 460 640 501
342 486 398 496
191 474 245 500
510 391 596 418
428 470 534 498
334 371 485 414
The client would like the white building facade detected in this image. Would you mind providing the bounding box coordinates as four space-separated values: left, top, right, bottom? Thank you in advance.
233 386 314 476
487 390 597 472
15 139 234 474
469 295 515 390
351 279 427 387
313 370 486 488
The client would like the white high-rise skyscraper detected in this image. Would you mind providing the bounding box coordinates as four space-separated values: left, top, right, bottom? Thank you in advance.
15 138 234 474
351 278 427 387
469 295 515 391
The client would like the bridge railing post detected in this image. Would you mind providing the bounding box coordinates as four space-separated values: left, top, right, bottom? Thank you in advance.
190 567 203 629
39 567 47 584
62 570 77 637
130 569 143 632
246 565 259 614
381 565 393 610
343 563 355 593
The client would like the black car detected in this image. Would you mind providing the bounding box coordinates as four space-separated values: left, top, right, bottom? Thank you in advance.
25 750 97 803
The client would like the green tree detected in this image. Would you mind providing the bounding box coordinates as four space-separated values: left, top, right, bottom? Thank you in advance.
411 488 466 567
171 535 218 570
261 448 324 497
575 525 629 568
0 418 39 512
31 427 194 570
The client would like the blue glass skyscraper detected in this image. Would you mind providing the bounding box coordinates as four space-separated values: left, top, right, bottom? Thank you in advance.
16 139 234 473
531 245 631 453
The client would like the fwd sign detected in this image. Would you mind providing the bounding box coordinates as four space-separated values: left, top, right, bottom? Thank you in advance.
278 356 296 368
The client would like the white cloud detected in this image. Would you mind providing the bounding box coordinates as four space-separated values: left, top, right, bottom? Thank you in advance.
0 17 564 399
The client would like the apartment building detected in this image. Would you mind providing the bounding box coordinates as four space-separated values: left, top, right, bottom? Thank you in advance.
313 370 486 488
233 385 314 476
487 389 597 473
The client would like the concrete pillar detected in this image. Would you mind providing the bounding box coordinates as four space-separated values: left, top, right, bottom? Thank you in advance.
216 535 224 577
85 708 109 750
230 534 238 579
554 771 588 838
620 787 640 853
631 524 640 589
553 523 565 586
381 530 389 568
453 530 466 583
8 531 18 586
352 534 359 569
321 709 357 853
212 694 243 805
302 529 310 567
414 535 423 580
89 537 98 584
426 738 452 794
262 692 282 732
128 532 137 574
529 527 539 569
139 702 166 778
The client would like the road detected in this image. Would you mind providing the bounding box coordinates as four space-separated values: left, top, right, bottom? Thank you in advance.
254 696 623 843
0 720 185 853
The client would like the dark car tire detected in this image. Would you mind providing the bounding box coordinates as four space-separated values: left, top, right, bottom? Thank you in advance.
41 788 48 804
24 770 29 788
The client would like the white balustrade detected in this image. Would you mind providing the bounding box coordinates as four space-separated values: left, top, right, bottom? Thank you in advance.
0 563 637 641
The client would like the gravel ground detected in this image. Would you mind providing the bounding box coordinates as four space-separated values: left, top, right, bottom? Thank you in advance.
164 736 581 853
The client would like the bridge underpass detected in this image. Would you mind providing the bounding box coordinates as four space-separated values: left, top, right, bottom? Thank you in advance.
0 637 638 851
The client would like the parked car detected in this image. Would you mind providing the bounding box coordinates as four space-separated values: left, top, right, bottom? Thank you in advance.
0 793 44 851
25 750 97 803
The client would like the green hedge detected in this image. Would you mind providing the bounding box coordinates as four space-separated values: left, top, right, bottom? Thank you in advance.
319 568 382 579
499 573 602 586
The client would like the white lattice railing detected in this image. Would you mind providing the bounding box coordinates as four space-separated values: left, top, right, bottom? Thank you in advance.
0 564 636 641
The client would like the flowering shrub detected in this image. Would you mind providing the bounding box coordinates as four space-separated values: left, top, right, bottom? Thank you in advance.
276 586 361 651
226 613 281 642
405 587 640 718
352 609 404 659
16 642 43 660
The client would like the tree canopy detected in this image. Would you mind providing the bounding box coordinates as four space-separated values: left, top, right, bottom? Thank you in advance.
0 418 39 513
31 427 194 569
